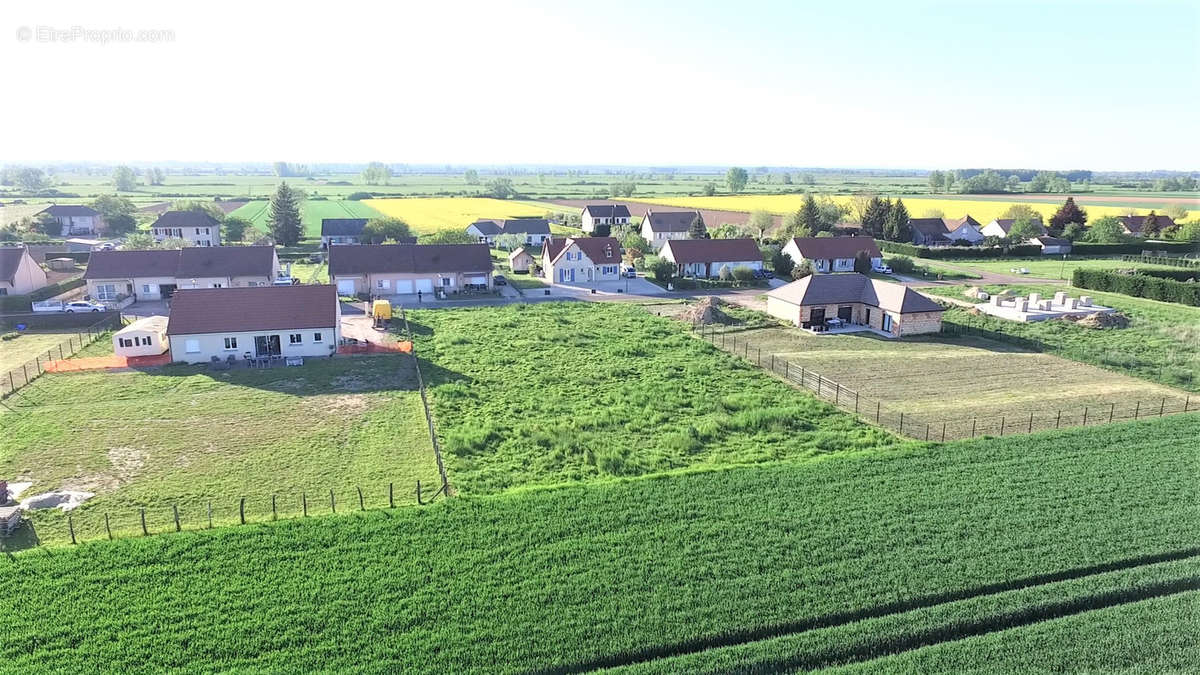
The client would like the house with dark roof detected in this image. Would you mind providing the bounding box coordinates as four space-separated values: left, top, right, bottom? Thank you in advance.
659 238 763 278
1030 236 1072 255
0 246 49 296
36 204 103 237
765 273 944 337
1118 214 1175 237
908 214 987 245
465 218 552 247
166 285 340 364
640 210 702 249
981 218 1048 240
781 237 882 273
321 218 369 247
150 210 221 247
541 236 622 284
581 204 632 233
84 246 279 302
328 244 494 297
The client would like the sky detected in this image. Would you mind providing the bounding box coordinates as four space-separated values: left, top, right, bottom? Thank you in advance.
1 0 1197 170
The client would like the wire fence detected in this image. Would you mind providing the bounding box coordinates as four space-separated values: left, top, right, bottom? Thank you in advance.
1120 254 1200 269
0 315 122 399
692 323 1196 442
398 305 451 498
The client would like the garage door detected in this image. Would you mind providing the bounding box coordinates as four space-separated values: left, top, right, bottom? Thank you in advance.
415 279 434 293
395 280 414 294
336 279 356 295
467 276 487 285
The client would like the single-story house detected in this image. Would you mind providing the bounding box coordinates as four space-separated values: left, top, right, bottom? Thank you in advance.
1118 214 1175 237
328 243 494 297
508 247 534 273
541 236 622 284
981 218 1048 239
84 246 280 302
112 315 169 357
943 215 984 244
581 204 632 233
466 219 552 247
908 218 952 246
321 218 368 247
781 237 882 273
0 245 49 296
659 238 763 278
766 273 945 337
640 210 701 249
166 284 340 364
37 205 103 237
1031 236 1072 255
151 210 221 247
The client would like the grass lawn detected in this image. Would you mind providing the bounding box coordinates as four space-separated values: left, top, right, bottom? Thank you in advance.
505 274 547 290
408 302 904 494
2 415 1197 672
0 354 439 545
0 331 89 373
925 283 1200 391
287 260 328 284
726 325 1190 437
919 256 1190 281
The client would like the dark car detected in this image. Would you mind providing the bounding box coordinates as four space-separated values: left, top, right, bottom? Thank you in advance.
494 275 508 286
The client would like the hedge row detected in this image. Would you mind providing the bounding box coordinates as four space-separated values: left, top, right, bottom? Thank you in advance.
0 277 87 312
877 241 1042 258
1072 268 1200 306
1070 242 1200 255
1126 268 1200 282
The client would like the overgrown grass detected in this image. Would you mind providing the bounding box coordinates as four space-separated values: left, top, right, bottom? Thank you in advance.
926 283 1200 391
409 303 903 494
0 355 440 544
2 415 1197 672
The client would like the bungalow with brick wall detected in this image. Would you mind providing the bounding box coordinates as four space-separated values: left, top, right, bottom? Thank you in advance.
766 273 944 337
541 236 622 284
659 238 763 278
0 246 49 297
781 237 882 273
84 246 280 302
329 243 493 297
150 210 221 247
166 284 340 364
640 210 701 250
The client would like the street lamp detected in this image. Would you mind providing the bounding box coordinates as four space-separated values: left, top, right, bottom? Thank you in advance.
1060 254 1068 280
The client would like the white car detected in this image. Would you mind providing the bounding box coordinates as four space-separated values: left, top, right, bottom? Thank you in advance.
872 264 893 275
63 301 106 312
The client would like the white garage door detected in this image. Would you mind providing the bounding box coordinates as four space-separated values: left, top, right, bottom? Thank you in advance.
395 279 414 294
415 279 434 293
467 276 487 285
336 279 356 295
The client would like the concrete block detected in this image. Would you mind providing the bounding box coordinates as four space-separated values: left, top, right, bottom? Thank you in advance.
1054 291 1068 305
1018 300 1029 312
1028 292 1041 303
991 295 1003 306
1080 296 1092 307
1068 298 1078 309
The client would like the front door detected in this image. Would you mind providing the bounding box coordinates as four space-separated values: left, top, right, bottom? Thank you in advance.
810 307 826 325
569 269 575 283
837 306 853 322
160 283 177 299
882 314 893 333
254 335 281 357
865 308 871 325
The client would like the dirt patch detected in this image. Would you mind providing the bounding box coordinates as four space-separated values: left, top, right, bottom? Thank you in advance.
61 447 147 494
677 296 733 326
1063 311 1131 329
312 394 372 416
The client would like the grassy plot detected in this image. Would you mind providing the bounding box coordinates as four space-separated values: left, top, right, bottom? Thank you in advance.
915 256 1190 281
408 303 903 494
0 331 88 373
226 199 383 238
1 416 1197 672
726 326 1191 434
365 197 553 233
925 283 1200 391
0 355 439 545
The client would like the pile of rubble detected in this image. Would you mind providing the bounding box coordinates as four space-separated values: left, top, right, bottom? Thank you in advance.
1063 311 1130 329
678 296 732 326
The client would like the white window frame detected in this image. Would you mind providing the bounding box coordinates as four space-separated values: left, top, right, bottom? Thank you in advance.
223 337 238 350
185 339 200 353
312 332 323 343
289 333 302 345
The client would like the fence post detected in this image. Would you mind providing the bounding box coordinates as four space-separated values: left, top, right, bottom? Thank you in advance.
941 422 946 442
770 354 775 372
7 372 13 392
924 424 929 441
971 418 976 438
140 508 148 536
899 412 904 434
835 383 840 406
272 495 277 521
817 376 822 397
1134 401 1140 419
173 504 181 532
389 482 394 508
855 392 860 414
58 345 64 360
302 492 308 517
785 361 789 379
876 402 881 423
1083 407 1088 425
105 513 112 540
1055 410 1061 429
68 515 76 545
417 479 424 506
357 486 364 511
1109 403 1115 423
1000 416 1006 436
1186 396 1191 412
1159 397 1166 416
208 501 213 528
239 498 246 525
329 489 336 513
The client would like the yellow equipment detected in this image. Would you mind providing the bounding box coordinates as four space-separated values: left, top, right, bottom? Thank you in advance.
372 300 392 329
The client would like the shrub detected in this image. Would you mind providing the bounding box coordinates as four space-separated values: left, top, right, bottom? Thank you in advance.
346 192 373 200
731 265 756 282
791 260 812 280
718 265 733 281
885 255 917 274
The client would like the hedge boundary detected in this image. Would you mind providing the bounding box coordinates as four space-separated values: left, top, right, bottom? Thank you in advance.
1072 268 1200 306
877 242 1041 259
0 277 87 312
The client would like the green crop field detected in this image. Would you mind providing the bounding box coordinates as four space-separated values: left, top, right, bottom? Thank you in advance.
1 415 1196 672
227 198 383 239
407 303 904 494
0 354 440 545
925 283 1200 391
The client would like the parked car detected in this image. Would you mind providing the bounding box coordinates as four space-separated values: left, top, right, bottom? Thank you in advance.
623 266 637 278
494 275 508 286
64 300 106 312
872 264 893 275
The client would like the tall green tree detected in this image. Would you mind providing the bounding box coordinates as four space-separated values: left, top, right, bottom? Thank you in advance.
746 210 772 238
361 217 413 244
92 194 139 234
703 182 717 196
1048 197 1087 234
1006 218 1042 244
687 213 708 239
222 216 251 242
361 162 392 185
797 193 822 234
927 170 944 193
861 197 891 238
726 167 748 194
463 169 479 185
112 165 138 191
1080 216 1129 243
267 182 304 246
884 198 910 241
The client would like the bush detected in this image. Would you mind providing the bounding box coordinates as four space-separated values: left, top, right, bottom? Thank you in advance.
346 192 373 201
731 265 756 282
885 255 917 274
718 265 733 281
1072 268 1200 306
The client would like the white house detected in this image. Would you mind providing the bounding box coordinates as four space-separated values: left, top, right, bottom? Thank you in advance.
943 215 985 244
150 210 221 247
84 246 280 302
782 237 882 273
112 315 169 357
466 219 551 247
581 204 632 233
328 244 494 297
37 205 104 237
981 218 1047 239
541 236 623 284
0 246 49 297
659 238 763 278
640 210 701 250
165 285 341 364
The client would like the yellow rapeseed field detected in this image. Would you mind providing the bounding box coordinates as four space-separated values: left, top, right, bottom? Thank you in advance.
630 195 1151 224
364 198 551 233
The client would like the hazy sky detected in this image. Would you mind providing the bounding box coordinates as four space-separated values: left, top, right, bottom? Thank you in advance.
2 0 1197 169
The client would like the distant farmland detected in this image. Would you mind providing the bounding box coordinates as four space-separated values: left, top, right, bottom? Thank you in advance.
227 199 383 238
365 197 553 233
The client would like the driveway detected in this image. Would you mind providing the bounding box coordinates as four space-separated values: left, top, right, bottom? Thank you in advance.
547 277 668 299
125 300 171 318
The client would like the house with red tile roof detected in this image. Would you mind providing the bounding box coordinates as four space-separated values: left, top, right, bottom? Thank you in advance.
541 236 622 284
659 238 763 278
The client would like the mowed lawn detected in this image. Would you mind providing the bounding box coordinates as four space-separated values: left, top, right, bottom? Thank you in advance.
732 326 1191 435
1 332 87 373
227 199 383 239
0 355 440 544
409 303 905 495
365 197 552 233
918 256 1194 281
